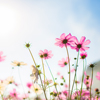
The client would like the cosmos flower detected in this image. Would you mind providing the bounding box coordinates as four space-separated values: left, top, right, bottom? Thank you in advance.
30 65 38 83
96 72 100 80
80 52 87 59
0 51 6 62
71 36 90 52
62 90 69 97
58 57 70 67
26 82 32 89
55 33 75 48
11 61 27 67
39 50 44 58
10 89 19 99
31 84 43 95
84 77 92 87
39 49 53 59
4 76 14 85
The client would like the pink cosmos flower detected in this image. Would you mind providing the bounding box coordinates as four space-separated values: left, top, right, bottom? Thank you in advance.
0 51 6 62
62 90 69 97
84 77 92 87
43 49 53 59
39 49 53 59
10 89 19 98
58 57 70 67
71 36 90 52
55 33 75 48
38 50 44 58
26 82 32 89
80 52 87 59
96 72 100 80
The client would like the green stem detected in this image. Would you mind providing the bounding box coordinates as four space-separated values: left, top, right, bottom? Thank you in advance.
45 60 55 82
45 60 61 100
28 48 36 66
71 51 79 96
65 46 70 99
80 60 85 99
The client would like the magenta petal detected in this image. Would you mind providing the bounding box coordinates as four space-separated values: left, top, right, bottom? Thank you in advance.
80 48 85 52
60 33 66 39
80 36 86 44
83 40 91 45
66 33 72 39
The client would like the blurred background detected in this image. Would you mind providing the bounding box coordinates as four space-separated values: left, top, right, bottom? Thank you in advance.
0 0 100 94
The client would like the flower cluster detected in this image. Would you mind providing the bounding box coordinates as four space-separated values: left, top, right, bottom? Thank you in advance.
1 33 100 100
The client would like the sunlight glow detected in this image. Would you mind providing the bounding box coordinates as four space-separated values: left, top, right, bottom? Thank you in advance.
0 5 17 34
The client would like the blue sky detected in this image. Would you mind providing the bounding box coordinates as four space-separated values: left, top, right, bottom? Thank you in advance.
0 0 100 93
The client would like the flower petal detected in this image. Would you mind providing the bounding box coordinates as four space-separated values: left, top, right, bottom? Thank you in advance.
60 33 66 39
80 36 86 44
83 40 91 45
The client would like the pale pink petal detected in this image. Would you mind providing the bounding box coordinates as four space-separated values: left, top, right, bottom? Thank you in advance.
44 49 48 53
0 51 3 55
83 40 91 45
96 76 100 80
60 33 66 39
80 36 86 44
82 47 89 50
55 38 61 41
97 72 100 76
72 36 79 44
39 50 44 55
66 33 72 39
62 58 66 62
